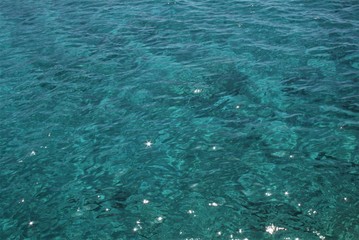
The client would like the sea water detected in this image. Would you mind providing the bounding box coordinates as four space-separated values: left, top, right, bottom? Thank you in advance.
0 0 358 239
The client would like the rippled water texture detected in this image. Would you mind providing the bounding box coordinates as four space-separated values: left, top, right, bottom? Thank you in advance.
1 0 358 239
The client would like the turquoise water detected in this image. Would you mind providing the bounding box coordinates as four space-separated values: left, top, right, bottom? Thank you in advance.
0 0 358 239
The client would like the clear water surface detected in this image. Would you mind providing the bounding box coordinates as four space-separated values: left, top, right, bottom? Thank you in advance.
0 0 358 239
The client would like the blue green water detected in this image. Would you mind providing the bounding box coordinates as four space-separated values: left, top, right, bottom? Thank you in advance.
0 0 358 239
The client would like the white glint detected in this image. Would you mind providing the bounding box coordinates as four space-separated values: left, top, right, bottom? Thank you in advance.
313 230 326 239
143 199 149 204
156 216 164 222
209 202 218 207
133 219 143 232
308 209 318 216
266 224 286 234
145 141 153 148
